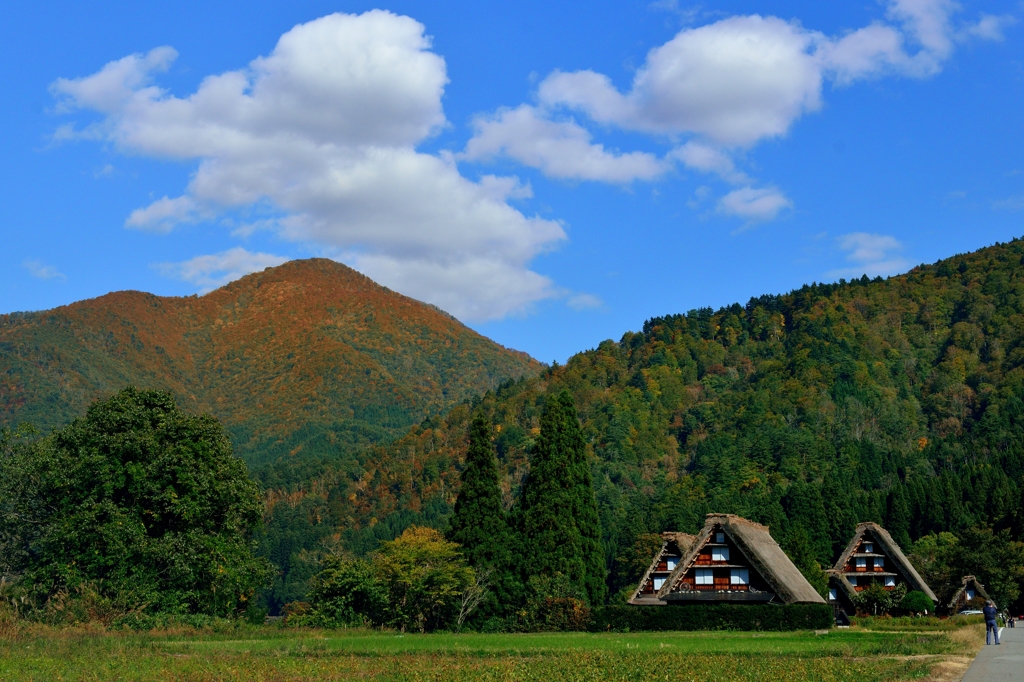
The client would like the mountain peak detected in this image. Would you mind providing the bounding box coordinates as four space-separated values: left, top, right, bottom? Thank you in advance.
0 263 540 465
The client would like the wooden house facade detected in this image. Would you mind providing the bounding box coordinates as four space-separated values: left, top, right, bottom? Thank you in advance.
629 532 696 605
637 514 825 605
948 575 990 614
827 522 936 617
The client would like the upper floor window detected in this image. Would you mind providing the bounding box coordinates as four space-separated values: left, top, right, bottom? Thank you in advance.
730 568 748 585
863 542 874 553
829 588 837 601
874 557 885 568
856 557 867 568
715 532 725 543
653 578 666 590
712 547 730 562
695 568 714 585
666 558 677 571
884 576 896 587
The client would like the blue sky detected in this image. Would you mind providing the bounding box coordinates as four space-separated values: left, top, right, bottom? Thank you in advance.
2 1 1022 363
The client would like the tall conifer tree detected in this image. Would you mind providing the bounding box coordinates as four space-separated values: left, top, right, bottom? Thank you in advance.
519 390 606 606
447 412 509 567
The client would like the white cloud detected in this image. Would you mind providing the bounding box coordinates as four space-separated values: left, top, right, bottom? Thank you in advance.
52 11 565 322
125 196 201 232
567 293 603 310
463 105 666 183
962 14 1016 41
464 0 1009 222
669 141 749 184
828 232 911 278
159 247 288 293
717 187 791 221
23 260 66 281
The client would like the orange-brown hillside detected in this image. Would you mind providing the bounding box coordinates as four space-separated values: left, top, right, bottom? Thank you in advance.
0 259 541 464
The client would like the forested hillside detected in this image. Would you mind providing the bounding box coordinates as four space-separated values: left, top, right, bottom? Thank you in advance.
262 239 1024 611
0 259 540 465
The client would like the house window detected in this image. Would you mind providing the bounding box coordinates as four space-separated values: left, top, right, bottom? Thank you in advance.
730 568 749 585
885 577 896 588
848 576 858 586
863 542 874 553
667 558 677 571
712 547 730 562
653 578 666 590
715 532 725 543
829 588 837 601
695 568 714 585
967 589 975 600
874 557 885 568
856 557 867 569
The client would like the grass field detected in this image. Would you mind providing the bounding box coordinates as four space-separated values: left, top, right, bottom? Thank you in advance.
0 623 984 681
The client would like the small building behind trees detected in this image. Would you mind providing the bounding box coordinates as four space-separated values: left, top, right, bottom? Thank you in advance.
629 532 696 605
827 522 936 617
631 514 825 606
948 575 990 614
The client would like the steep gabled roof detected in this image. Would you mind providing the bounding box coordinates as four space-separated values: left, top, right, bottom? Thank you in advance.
948 575 991 610
832 522 937 601
628 532 696 605
657 513 825 604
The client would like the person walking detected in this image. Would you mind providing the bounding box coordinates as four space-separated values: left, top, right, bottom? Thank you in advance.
983 600 1001 645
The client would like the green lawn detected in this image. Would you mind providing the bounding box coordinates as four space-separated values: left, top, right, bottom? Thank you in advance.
0 626 979 681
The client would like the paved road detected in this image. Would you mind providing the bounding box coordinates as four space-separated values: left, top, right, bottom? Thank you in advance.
962 625 1024 680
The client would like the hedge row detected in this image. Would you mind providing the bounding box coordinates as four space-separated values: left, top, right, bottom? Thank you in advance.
589 604 834 632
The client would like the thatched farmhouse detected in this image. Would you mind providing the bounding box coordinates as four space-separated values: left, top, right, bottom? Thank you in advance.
827 522 936 617
633 514 825 605
948 575 990 614
629 532 696 605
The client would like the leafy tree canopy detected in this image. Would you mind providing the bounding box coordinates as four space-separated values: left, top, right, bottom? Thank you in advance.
0 387 271 616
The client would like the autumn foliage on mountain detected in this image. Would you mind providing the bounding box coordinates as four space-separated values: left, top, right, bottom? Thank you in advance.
265 239 1024 612
0 259 540 466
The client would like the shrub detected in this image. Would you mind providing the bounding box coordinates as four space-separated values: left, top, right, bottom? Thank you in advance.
302 526 476 632
899 591 935 615
853 583 907 616
589 603 834 632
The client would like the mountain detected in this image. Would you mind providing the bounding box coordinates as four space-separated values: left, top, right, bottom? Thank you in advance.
0 259 541 466
262 238 1024 609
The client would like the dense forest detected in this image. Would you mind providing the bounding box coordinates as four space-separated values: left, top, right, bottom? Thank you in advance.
258 238 1024 613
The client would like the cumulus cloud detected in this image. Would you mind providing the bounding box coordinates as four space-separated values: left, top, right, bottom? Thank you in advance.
465 0 1008 221
158 247 288 293
23 260 66 281
717 187 792 222
51 11 565 321
828 232 911 278
463 105 666 183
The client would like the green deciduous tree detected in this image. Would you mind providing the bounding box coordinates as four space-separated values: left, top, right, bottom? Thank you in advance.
519 390 606 606
375 526 475 632
301 555 385 627
0 387 271 616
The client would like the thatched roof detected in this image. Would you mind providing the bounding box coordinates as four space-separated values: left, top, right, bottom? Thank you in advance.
657 513 825 605
831 522 937 601
948 575 991 610
628 532 696 605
